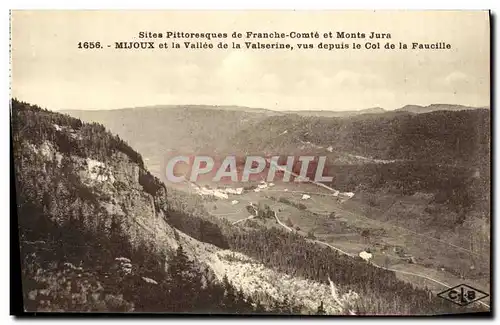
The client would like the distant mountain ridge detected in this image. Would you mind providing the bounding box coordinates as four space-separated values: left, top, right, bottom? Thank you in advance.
63 103 490 178
284 107 386 118
283 103 488 116
396 104 489 114
62 104 281 116
61 103 488 117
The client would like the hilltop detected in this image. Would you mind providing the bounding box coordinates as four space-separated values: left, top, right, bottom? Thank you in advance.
396 104 489 114
284 107 386 118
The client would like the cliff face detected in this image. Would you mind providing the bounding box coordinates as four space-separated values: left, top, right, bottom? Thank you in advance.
13 101 189 266
12 100 214 312
44 140 178 253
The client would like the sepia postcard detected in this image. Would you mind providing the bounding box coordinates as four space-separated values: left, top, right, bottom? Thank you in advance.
10 10 491 316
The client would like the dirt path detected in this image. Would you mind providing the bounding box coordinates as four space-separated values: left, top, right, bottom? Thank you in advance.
232 215 255 225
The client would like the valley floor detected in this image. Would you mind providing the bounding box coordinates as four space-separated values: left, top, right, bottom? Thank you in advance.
180 181 491 311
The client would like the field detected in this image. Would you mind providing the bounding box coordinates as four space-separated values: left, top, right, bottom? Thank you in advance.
182 180 491 308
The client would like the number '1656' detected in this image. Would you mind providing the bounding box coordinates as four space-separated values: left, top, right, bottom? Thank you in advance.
78 42 102 49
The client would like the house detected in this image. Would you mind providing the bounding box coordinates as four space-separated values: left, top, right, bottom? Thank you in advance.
343 192 355 198
359 251 373 261
224 187 243 195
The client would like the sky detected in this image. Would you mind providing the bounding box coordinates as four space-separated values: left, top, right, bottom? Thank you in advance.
11 10 490 111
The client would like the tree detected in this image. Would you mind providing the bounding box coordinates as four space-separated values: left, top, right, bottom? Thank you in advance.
222 274 236 311
167 245 202 311
384 255 390 269
109 215 131 259
254 300 266 314
306 230 316 240
316 301 326 315
235 288 248 313
291 302 303 314
281 295 291 314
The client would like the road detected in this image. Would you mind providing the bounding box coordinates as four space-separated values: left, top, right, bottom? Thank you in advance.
232 215 255 225
270 210 490 310
197 168 490 310
266 159 482 258
227 209 489 310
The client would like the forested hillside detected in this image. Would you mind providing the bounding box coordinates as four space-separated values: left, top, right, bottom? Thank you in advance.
64 105 490 170
11 99 287 314
166 189 479 315
227 109 490 221
228 109 490 167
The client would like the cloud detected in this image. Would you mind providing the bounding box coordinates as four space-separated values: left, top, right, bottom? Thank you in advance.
208 51 283 108
173 63 202 91
292 69 386 99
434 71 471 91
331 70 386 90
216 51 260 91
444 71 469 84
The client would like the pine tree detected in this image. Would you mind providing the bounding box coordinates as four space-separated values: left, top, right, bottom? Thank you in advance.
291 302 303 314
245 295 254 313
254 299 266 314
316 301 326 315
281 295 291 314
235 288 248 313
167 245 201 312
221 274 237 312
203 280 225 312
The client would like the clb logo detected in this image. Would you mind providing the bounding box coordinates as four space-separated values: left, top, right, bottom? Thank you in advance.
438 284 489 306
